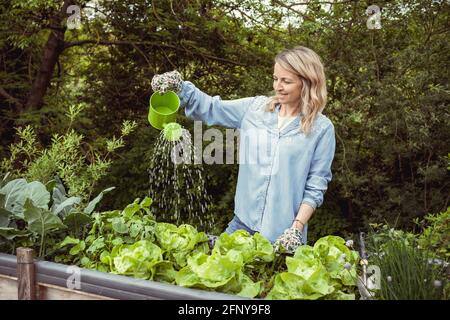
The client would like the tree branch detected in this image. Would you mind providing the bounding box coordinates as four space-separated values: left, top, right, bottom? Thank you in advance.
131 43 152 69
221 3 285 34
63 39 244 66
271 0 357 17
278 0 357 6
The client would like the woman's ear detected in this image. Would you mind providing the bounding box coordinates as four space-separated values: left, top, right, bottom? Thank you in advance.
298 78 304 91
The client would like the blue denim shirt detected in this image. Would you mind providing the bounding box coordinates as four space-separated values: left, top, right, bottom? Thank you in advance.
178 81 336 243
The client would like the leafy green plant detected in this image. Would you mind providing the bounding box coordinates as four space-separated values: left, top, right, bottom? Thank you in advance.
266 236 359 300
212 230 274 264
368 223 418 252
364 211 450 300
175 249 262 298
0 176 114 257
55 199 363 300
211 229 276 291
0 183 367 300
107 240 174 281
0 178 65 257
174 230 275 298
57 197 211 284
416 207 450 260
56 197 157 268
154 223 209 269
367 238 448 300
0 110 137 203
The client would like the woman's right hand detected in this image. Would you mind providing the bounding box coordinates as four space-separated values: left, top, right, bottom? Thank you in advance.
151 70 183 94
274 227 304 254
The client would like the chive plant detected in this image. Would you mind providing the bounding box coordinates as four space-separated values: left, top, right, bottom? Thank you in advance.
367 237 448 300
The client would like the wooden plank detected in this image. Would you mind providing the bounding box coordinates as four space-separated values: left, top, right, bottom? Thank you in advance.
16 247 36 300
0 274 18 300
38 282 114 300
0 274 113 300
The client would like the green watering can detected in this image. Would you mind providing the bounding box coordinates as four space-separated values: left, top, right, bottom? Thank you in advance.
148 91 183 141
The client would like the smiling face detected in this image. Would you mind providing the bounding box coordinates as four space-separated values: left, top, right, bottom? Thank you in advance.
273 62 303 108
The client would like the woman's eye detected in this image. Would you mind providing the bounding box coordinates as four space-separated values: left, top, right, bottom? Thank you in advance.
273 78 291 84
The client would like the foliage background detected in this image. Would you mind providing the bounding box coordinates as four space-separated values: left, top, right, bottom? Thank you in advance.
1 0 448 242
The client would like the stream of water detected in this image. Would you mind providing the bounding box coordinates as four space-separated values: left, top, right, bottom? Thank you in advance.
147 128 215 233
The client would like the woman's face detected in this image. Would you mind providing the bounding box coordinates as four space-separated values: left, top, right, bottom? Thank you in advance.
273 62 303 107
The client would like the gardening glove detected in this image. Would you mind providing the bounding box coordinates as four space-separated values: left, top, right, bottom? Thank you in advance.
207 234 218 250
274 226 304 254
151 70 183 94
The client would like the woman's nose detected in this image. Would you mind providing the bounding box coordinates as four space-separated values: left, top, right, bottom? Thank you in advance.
275 80 283 91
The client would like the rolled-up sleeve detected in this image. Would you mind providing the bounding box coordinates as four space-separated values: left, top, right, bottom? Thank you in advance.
178 81 260 129
301 123 336 209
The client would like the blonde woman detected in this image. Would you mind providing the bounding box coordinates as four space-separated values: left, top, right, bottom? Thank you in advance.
151 46 336 253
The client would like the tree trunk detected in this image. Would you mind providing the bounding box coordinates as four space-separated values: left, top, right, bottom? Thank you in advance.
25 29 65 110
25 0 74 110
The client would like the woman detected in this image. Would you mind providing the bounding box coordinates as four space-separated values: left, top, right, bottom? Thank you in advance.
151 46 336 254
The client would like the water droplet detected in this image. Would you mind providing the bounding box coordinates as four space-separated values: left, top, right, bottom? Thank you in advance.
147 129 214 232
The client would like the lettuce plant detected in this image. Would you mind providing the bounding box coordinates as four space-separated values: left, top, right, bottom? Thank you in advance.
46 195 363 300
212 230 274 264
154 223 209 268
175 249 261 298
108 240 167 280
266 236 359 300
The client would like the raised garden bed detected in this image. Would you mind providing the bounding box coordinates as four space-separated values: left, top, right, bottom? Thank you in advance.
0 250 243 300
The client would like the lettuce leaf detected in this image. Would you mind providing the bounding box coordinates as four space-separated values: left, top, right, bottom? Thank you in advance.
110 240 164 279
155 223 209 268
313 236 359 286
212 230 274 264
267 236 360 300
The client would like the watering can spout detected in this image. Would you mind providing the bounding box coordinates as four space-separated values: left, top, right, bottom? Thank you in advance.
162 122 183 141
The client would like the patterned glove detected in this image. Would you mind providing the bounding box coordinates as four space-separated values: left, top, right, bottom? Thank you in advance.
274 227 304 254
151 70 183 94
207 234 218 250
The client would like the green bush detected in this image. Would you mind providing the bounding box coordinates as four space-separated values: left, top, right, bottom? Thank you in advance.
0 105 137 204
417 207 450 260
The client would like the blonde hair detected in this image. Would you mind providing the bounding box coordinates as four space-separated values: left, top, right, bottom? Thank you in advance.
266 46 327 135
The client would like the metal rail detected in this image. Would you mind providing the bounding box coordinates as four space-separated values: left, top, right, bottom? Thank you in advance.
0 252 245 300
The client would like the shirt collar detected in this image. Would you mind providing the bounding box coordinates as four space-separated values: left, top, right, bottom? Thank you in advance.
275 103 304 117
